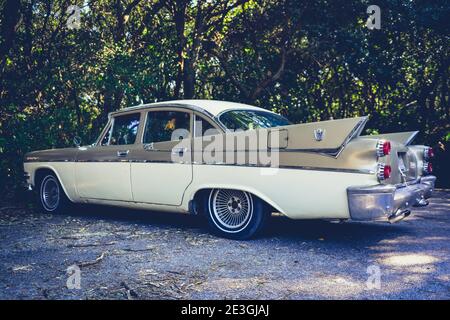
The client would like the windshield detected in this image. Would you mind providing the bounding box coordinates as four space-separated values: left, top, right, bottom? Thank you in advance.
218 110 291 131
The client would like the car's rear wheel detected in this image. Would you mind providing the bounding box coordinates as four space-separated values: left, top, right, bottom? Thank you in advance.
38 173 71 214
205 189 269 240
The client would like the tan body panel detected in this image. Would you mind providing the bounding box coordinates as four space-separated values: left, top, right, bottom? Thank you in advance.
283 116 366 150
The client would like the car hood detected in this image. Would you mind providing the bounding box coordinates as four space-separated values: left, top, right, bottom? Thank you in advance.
24 147 79 162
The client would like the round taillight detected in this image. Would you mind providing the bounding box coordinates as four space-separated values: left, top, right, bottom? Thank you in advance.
384 165 392 179
424 147 434 160
383 141 391 156
423 161 433 174
378 163 391 180
376 140 391 157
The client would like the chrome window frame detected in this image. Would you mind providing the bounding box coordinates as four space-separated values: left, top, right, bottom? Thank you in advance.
95 119 112 146
96 112 142 147
141 107 193 145
193 113 223 138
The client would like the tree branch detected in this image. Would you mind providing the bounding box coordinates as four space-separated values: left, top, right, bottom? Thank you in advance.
250 47 288 100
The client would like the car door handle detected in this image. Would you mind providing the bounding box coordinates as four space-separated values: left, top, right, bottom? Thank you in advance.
171 147 187 156
117 150 129 157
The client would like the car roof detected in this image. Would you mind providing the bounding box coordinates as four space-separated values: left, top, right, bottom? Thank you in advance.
111 99 272 117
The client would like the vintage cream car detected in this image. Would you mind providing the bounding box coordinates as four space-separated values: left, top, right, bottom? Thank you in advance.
24 100 436 239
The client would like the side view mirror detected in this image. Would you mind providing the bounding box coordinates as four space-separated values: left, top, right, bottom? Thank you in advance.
73 136 82 147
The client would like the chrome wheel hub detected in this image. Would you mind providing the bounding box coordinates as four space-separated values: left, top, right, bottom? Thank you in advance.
41 176 60 211
211 189 253 231
227 196 242 214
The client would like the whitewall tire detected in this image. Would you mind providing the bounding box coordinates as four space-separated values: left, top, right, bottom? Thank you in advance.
38 173 71 214
205 189 269 240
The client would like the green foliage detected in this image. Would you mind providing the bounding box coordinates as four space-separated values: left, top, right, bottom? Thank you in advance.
0 0 449 197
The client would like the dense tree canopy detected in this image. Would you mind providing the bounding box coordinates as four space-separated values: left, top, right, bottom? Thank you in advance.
0 0 449 196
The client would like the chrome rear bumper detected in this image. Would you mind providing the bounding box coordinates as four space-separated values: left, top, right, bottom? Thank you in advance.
347 176 436 222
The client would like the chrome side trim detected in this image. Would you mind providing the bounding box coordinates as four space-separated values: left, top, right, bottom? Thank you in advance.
79 196 182 208
22 159 373 174
277 165 373 174
24 159 72 163
277 147 341 156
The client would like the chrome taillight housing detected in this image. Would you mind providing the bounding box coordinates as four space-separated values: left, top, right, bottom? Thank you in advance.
377 163 392 181
376 140 391 157
424 147 434 160
423 161 433 175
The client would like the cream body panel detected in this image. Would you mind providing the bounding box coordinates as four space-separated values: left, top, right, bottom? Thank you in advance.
75 162 133 201
24 162 79 202
183 165 378 219
131 163 192 205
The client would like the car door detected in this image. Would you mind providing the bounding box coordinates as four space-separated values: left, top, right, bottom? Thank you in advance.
130 108 193 206
75 112 142 201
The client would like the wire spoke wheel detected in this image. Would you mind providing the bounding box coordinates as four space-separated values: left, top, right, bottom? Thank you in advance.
40 175 60 211
210 189 253 233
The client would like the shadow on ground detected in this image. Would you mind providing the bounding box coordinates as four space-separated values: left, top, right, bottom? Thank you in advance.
0 191 449 299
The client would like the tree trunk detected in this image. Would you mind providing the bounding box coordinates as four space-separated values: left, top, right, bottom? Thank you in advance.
183 58 195 99
173 0 187 98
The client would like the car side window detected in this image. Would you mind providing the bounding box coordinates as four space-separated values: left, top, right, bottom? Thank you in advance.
143 110 190 144
194 115 220 137
107 113 140 146
100 125 112 146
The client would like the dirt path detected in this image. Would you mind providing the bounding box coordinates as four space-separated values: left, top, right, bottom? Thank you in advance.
0 191 449 299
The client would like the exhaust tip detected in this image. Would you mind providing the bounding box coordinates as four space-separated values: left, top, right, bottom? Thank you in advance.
388 209 411 224
415 198 429 207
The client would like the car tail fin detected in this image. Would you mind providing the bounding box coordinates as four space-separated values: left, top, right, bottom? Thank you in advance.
270 116 368 156
361 131 419 146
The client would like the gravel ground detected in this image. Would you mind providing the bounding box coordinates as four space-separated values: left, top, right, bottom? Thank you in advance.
0 191 449 300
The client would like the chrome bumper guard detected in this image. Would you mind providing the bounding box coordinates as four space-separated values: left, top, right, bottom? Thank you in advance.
347 176 436 222
24 172 33 191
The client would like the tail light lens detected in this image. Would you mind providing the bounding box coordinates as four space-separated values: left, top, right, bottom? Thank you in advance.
376 140 391 157
423 161 433 174
424 147 434 160
378 163 391 180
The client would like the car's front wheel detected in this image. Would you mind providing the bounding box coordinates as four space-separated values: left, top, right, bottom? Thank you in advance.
205 189 269 240
38 173 71 214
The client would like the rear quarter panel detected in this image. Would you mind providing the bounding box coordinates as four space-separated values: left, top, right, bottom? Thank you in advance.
183 165 378 219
